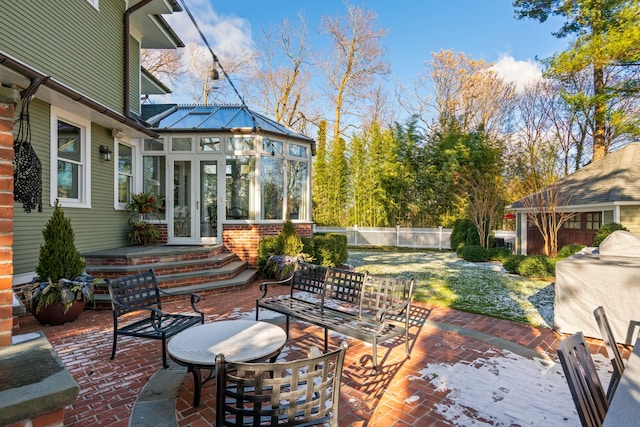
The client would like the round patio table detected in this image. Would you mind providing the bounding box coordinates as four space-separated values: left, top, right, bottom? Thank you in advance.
167 319 287 407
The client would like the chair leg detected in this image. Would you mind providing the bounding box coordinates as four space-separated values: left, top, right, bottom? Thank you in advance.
110 331 118 360
161 338 168 369
371 338 378 375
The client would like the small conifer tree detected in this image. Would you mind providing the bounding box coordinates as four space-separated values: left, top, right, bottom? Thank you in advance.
277 217 303 256
36 199 85 282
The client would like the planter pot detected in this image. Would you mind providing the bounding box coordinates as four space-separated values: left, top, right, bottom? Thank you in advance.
138 206 153 213
32 300 86 325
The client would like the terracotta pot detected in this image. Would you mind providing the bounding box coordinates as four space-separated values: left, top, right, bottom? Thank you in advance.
32 300 86 325
138 206 153 213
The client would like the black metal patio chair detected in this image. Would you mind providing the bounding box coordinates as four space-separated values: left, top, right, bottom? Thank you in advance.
557 331 609 427
593 306 625 401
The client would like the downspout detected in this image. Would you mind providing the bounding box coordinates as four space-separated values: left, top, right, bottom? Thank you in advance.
124 0 154 119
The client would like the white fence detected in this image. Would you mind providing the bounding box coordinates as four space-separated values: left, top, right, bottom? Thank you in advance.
313 225 516 250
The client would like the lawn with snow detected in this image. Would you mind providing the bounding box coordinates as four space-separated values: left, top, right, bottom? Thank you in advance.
347 249 554 327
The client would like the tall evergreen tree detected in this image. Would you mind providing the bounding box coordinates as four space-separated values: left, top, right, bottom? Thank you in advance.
312 120 330 225
514 0 640 161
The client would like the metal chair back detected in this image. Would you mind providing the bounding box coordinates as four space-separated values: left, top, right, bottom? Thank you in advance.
593 306 625 400
557 332 609 427
216 342 348 427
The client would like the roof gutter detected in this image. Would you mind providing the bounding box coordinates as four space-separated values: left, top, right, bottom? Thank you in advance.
124 0 154 122
0 52 158 138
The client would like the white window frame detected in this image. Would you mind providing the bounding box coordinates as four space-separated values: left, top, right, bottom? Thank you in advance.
86 0 99 11
50 106 92 208
114 140 136 210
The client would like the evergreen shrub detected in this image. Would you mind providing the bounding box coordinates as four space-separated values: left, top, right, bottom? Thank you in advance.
487 247 512 261
503 254 526 274
516 256 556 278
593 222 629 246
450 218 480 252
36 200 86 282
458 244 489 262
557 244 585 259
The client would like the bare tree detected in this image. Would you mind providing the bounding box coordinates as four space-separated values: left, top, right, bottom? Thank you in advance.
464 173 504 249
141 49 183 84
398 50 516 137
185 43 256 105
521 180 576 258
251 13 318 134
320 2 390 143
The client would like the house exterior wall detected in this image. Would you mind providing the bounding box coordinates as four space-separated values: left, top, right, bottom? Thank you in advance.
13 100 130 279
129 36 140 116
0 0 125 114
620 205 640 234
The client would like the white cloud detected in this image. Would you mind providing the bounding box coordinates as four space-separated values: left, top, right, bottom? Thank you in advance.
491 55 543 92
165 1 256 58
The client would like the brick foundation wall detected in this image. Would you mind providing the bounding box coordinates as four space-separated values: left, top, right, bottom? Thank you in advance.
223 223 313 266
0 92 15 348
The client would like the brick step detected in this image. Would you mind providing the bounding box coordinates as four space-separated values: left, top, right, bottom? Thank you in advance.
85 252 237 280
83 244 226 268
92 268 258 306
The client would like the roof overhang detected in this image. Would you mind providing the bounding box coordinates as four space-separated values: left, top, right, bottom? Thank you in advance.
141 67 172 95
0 52 158 138
129 1 184 49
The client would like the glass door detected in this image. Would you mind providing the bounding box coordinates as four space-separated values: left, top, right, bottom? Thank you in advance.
199 160 218 243
169 158 195 243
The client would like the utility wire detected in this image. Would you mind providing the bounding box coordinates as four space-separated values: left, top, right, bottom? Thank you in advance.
178 0 247 108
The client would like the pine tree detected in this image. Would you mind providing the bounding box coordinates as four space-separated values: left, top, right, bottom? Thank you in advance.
36 200 86 282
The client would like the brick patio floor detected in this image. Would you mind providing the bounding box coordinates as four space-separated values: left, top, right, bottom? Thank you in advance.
15 279 615 426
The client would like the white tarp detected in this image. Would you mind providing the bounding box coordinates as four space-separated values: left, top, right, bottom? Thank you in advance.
554 231 640 344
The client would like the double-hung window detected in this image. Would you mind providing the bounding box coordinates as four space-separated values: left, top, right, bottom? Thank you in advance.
50 107 91 208
117 143 134 209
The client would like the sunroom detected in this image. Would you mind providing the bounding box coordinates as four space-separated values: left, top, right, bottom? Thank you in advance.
117 103 315 263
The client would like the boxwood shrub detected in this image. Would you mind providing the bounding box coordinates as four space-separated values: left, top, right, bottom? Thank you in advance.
593 222 629 246
503 254 526 274
458 244 489 262
516 255 556 278
557 244 585 259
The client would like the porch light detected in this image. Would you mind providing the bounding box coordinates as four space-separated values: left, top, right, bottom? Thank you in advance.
99 145 113 161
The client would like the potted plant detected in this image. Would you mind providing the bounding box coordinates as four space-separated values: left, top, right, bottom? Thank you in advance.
22 200 95 325
125 192 157 213
262 218 310 279
128 220 160 245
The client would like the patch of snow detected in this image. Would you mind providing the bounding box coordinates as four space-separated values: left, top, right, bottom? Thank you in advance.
410 349 613 426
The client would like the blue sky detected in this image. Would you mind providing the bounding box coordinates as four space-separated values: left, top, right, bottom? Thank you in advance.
165 0 570 104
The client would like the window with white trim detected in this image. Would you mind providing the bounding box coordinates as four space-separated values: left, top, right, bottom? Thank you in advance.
50 107 91 208
117 143 134 209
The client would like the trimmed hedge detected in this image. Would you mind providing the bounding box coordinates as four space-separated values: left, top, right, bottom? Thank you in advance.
458 244 489 262
503 254 526 274
516 255 556 279
487 247 512 262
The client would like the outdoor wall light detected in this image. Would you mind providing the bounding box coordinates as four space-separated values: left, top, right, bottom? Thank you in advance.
99 145 113 161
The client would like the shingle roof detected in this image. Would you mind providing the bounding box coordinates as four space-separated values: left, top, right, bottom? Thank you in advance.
509 142 640 209
141 104 314 143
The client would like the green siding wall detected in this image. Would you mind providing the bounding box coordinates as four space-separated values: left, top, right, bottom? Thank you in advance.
620 206 640 234
1 0 125 113
129 36 141 116
13 100 131 276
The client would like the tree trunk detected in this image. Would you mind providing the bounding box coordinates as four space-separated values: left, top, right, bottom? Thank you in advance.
592 61 606 162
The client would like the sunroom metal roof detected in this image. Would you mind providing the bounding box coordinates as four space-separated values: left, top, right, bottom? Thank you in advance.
142 104 314 143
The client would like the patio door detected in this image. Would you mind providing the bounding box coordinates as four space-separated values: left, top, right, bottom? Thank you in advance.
167 157 221 244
